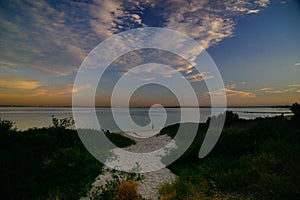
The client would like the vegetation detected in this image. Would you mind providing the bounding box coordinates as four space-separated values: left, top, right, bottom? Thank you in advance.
51 115 75 129
89 169 143 200
291 102 300 120
1 105 299 199
114 180 140 200
0 118 15 132
0 116 135 200
159 111 300 200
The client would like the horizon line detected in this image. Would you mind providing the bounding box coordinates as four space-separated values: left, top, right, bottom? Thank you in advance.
0 104 292 108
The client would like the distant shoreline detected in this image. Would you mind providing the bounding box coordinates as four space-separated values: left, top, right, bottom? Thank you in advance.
0 105 292 108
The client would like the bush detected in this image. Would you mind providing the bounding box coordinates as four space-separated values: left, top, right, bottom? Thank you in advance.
89 169 143 200
114 180 140 200
159 115 300 200
0 118 15 132
51 115 74 129
291 102 300 121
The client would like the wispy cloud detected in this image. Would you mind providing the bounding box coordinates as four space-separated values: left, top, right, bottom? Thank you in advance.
294 62 300 67
257 86 295 94
126 63 177 78
31 84 77 97
0 82 79 105
226 89 255 98
0 79 40 90
257 87 273 91
256 0 270 7
288 84 300 87
72 84 92 93
0 83 75 98
225 83 256 98
247 9 260 14
204 83 256 98
186 72 214 82
0 0 96 76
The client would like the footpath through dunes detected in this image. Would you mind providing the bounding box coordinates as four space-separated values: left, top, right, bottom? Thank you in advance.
82 130 177 200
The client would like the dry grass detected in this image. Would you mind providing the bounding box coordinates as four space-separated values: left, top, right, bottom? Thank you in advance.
114 180 141 200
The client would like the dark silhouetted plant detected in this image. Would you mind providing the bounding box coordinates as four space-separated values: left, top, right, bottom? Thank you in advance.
291 102 300 120
0 118 15 132
51 115 75 129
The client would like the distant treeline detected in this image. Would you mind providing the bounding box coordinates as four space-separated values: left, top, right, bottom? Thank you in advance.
0 105 293 108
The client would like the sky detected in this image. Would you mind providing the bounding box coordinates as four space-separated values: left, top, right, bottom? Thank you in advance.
0 0 299 106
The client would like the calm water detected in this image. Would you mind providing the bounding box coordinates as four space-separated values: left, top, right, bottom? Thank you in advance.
0 107 292 131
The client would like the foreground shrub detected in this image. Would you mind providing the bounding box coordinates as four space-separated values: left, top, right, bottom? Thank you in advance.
114 180 140 200
89 169 143 200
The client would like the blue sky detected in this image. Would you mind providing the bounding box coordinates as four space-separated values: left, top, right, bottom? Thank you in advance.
0 0 299 106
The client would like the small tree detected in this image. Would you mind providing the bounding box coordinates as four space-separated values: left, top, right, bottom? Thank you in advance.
205 111 240 127
291 102 300 120
225 111 239 123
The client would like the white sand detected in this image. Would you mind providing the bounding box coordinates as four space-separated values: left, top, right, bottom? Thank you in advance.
83 130 177 200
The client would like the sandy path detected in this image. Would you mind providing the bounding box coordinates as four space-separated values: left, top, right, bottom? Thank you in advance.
122 132 177 199
137 167 177 199
82 130 177 200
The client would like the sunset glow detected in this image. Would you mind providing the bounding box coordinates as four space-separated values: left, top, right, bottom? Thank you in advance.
0 0 299 106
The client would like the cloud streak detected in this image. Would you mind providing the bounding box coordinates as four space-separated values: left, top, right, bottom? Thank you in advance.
294 62 300 67
0 0 99 76
0 79 40 90
257 87 294 94
204 83 256 99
